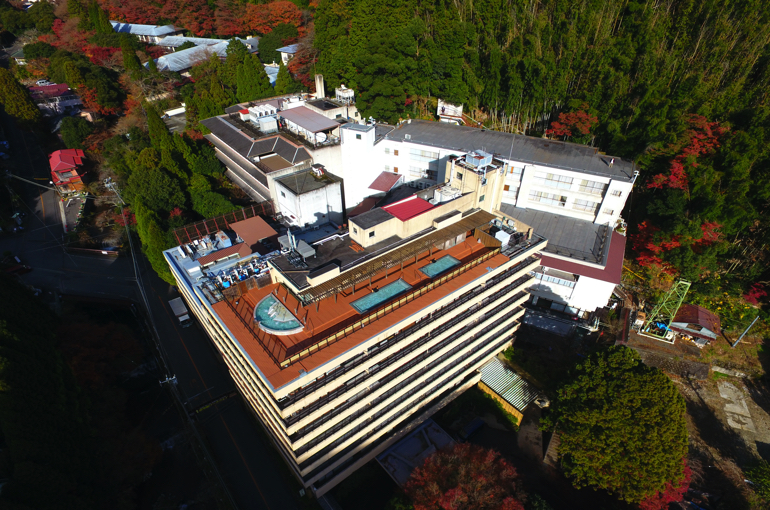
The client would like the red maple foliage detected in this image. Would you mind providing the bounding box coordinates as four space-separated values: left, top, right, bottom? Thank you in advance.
405 443 525 510
113 207 136 227
638 460 692 510
243 1 303 35
102 0 160 25
546 103 598 138
159 0 216 36
693 221 722 247
744 284 767 305
648 115 728 191
215 0 245 37
288 50 317 88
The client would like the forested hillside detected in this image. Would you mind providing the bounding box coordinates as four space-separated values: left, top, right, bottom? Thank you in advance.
315 0 770 309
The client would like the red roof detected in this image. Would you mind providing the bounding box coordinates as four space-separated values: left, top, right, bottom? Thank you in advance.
369 171 402 192
230 216 277 254
196 244 251 266
382 196 434 221
539 231 627 285
49 149 85 172
672 304 721 336
29 84 71 98
239 109 249 114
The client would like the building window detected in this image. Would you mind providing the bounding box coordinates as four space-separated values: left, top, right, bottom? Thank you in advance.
410 148 439 163
369 231 375 238
356 134 361 140
394 150 399 156
479 195 485 202
507 165 523 176
578 179 606 195
603 208 615 215
385 165 390 172
394 167 399 173
335 114 342 119
573 199 599 213
611 190 623 197
533 172 573 190
280 191 286 198
384 148 390 155
355 112 359 117
504 185 510 191
528 190 567 208
456 172 463 181
353 227 358 234
533 271 576 289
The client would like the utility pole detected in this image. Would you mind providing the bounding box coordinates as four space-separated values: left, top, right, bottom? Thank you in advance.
732 316 760 348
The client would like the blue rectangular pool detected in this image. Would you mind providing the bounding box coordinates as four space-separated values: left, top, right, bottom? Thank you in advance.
419 255 461 278
351 279 413 314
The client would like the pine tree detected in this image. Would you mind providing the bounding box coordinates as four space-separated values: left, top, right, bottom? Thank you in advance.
121 36 142 73
144 104 175 152
274 63 300 95
0 69 42 127
148 56 158 73
223 39 248 89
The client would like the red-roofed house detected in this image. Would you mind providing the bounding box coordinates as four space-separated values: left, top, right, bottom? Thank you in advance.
670 304 721 347
50 149 86 195
28 84 82 116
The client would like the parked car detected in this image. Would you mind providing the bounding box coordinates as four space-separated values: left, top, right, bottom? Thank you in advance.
35 79 52 86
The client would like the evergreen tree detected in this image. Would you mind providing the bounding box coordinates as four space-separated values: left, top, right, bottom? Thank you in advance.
121 35 142 73
542 346 688 504
60 116 94 149
237 54 272 102
144 104 175 152
223 38 248 89
274 63 300 95
148 56 158 73
0 69 42 127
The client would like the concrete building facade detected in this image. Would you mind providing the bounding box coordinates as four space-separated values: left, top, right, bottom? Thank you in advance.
165 183 546 496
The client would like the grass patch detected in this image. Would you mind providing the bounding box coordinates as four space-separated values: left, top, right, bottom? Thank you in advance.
711 370 732 380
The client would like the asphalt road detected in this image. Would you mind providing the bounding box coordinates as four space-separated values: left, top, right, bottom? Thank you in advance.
1 112 303 510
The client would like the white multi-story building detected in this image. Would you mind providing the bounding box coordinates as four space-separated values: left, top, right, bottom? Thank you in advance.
164 183 545 497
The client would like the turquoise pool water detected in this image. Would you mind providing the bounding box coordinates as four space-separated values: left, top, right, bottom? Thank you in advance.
254 295 303 334
420 255 461 278
351 279 413 314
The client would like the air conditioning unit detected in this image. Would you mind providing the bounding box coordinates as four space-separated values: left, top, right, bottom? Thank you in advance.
405 134 411 140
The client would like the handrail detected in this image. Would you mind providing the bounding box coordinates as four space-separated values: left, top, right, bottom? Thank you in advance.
277 250 543 408
279 248 502 368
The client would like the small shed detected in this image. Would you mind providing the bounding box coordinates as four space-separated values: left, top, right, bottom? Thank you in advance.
478 357 540 423
670 304 721 347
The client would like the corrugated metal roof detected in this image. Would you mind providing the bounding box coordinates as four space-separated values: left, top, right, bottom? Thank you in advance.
383 196 435 221
110 21 177 37
276 44 299 54
159 36 226 48
479 357 539 412
152 39 256 72
279 106 339 133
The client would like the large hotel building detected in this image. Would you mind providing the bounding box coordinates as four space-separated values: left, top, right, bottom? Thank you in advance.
165 152 548 495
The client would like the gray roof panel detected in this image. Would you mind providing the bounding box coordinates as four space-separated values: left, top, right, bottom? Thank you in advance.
350 208 395 230
387 120 635 181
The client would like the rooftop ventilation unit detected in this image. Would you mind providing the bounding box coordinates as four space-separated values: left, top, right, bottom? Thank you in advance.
465 150 493 168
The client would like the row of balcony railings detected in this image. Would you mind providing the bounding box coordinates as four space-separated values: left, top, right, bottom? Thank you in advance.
290 290 527 448
285 280 530 429
279 246 509 368
300 330 518 480
277 243 544 408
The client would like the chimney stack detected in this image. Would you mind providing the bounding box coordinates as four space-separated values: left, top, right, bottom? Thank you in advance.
315 74 325 100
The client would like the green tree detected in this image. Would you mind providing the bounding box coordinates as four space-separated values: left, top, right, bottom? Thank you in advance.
27 0 55 32
145 104 175 152
258 23 298 64
274 63 301 95
126 148 186 213
60 116 94 149
0 68 41 127
23 41 56 60
121 35 142 73
188 174 237 218
542 346 688 504
223 38 248 88
177 41 197 51
148 55 158 73
237 53 272 102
